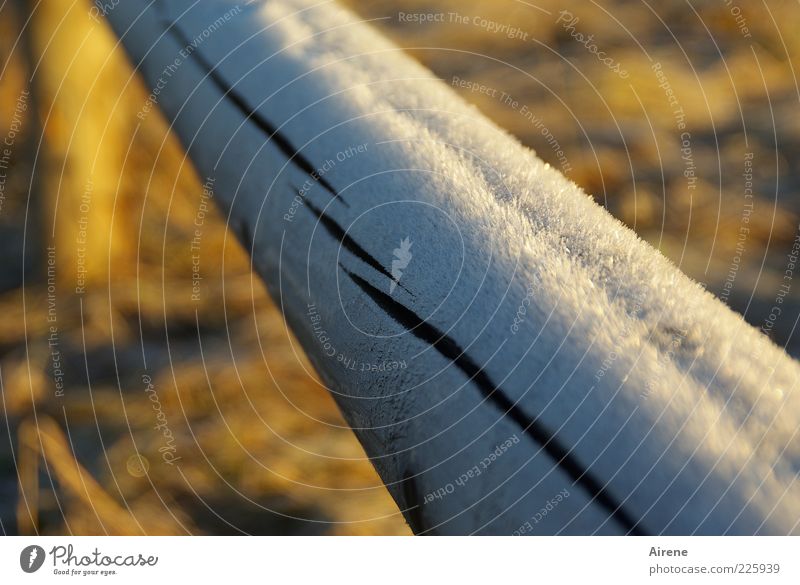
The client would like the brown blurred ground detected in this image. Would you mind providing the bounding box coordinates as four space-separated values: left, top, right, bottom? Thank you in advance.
0 0 798 535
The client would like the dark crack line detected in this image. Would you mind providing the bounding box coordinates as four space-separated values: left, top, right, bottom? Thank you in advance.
164 22 344 203
155 1 642 537
341 265 646 536
302 196 412 296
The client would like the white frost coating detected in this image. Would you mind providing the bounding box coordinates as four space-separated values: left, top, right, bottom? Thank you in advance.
106 0 800 535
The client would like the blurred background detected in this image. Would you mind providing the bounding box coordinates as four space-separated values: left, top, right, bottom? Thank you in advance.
0 0 797 535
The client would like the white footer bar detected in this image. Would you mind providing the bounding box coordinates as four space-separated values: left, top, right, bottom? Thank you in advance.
1 536 796 584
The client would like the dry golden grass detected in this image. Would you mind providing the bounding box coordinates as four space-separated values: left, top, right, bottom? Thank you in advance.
1 0 409 535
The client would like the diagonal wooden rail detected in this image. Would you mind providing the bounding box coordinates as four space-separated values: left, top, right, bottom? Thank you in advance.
105 0 800 535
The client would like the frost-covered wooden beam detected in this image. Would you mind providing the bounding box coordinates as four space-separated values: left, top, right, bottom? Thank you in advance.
105 0 800 535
